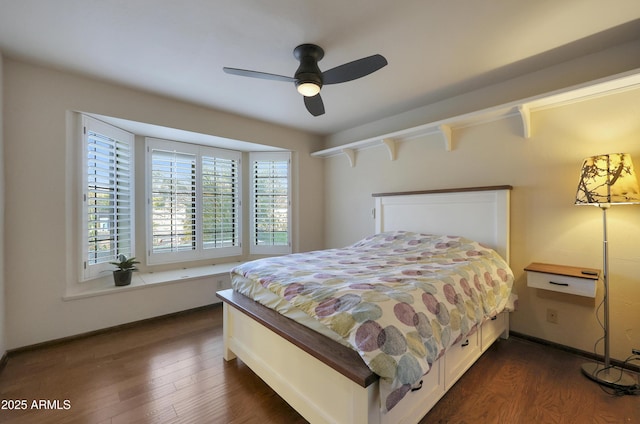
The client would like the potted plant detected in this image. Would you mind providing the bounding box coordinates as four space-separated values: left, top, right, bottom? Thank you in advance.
109 254 140 286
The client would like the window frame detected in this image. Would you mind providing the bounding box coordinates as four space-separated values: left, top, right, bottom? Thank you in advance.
145 138 242 265
80 115 135 281
249 151 292 255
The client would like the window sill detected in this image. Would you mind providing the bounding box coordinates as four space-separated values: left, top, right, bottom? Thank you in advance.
63 262 243 301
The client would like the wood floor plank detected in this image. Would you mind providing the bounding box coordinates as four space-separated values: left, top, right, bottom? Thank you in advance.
1 304 638 423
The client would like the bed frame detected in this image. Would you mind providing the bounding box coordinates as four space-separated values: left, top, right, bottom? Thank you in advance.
217 185 512 424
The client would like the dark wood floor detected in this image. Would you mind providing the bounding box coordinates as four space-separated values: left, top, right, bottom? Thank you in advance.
0 304 638 423
423 334 640 424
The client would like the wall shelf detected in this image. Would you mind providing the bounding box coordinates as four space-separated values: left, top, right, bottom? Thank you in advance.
311 68 640 167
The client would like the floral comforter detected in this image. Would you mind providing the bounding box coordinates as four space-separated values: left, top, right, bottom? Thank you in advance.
231 231 515 412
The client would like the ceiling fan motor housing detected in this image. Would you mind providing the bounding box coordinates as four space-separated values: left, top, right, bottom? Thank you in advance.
294 44 324 89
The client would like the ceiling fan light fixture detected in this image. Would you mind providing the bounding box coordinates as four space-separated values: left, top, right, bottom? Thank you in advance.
296 81 321 97
223 43 387 116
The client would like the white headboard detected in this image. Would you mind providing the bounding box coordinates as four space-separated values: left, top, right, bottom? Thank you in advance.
374 186 512 263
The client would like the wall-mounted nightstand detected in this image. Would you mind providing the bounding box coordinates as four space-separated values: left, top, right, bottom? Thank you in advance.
524 262 600 298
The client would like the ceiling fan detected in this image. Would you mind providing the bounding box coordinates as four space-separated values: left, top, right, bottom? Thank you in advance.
223 44 388 117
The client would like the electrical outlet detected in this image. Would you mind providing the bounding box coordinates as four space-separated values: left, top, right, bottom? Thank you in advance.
217 279 224 290
546 308 558 324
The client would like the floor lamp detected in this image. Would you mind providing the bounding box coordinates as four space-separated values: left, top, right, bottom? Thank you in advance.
575 153 640 388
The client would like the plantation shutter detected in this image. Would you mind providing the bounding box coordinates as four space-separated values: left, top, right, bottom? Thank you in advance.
250 152 291 255
146 138 242 264
150 149 197 254
202 155 240 249
83 116 135 281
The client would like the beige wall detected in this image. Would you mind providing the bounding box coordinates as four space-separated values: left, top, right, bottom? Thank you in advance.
323 87 640 362
3 58 324 349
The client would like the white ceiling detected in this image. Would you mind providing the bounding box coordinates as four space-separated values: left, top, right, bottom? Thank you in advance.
1 0 639 136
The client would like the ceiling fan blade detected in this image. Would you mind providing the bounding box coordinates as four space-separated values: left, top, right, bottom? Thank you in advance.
223 67 295 83
304 94 325 116
322 54 388 85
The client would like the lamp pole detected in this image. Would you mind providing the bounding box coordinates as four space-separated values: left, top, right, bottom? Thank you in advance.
601 206 610 370
581 205 636 387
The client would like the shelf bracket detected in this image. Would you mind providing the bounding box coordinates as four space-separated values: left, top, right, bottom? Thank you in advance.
438 124 453 151
382 138 397 161
518 104 532 139
342 148 356 167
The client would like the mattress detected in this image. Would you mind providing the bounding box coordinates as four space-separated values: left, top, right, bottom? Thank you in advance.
231 230 515 411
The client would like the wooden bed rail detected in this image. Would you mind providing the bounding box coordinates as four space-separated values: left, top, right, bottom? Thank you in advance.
216 289 378 387
372 185 513 197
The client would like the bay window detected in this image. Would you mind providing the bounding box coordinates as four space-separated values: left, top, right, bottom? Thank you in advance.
79 114 292 283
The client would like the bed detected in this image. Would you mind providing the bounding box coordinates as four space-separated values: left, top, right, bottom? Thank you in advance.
217 185 514 424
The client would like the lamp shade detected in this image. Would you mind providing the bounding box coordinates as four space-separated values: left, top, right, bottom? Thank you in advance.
296 82 321 97
575 153 640 206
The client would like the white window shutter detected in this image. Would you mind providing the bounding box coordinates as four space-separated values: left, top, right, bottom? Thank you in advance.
202 155 240 249
250 152 291 255
146 138 242 264
150 149 197 254
82 115 135 280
